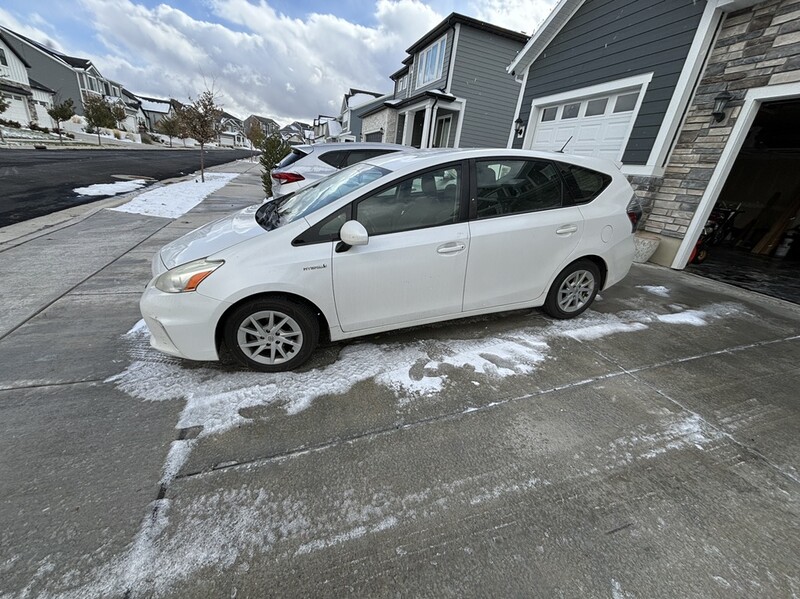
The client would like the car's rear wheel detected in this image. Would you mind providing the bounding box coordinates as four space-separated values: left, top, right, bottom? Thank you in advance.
543 260 601 319
224 298 319 371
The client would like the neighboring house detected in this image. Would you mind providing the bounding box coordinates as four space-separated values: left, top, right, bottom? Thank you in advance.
218 111 246 147
365 13 528 149
0 26 120 119
0 31 55 127
244 114 280 138
120 88 146 132
137 95 173 131
336 88 385 141
507 0 800 271
312 115 342 142
280 120 313 144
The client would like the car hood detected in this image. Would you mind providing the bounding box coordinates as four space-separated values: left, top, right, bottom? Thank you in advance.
159 204 265 270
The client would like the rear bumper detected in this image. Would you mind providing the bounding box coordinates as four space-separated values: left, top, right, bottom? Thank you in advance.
603 235 635 290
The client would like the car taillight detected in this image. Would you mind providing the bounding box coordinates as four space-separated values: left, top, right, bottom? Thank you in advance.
627 198 643 233
272 172 305 184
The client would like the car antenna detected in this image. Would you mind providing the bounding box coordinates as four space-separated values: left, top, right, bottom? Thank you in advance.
557 136 573 153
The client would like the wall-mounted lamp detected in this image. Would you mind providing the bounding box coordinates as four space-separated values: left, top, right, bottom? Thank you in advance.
712 90 733 122
514 117 525 138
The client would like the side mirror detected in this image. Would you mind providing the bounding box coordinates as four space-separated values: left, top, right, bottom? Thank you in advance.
339 220 369 248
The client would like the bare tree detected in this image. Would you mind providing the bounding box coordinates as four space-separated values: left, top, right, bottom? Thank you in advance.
110 101 127 130
182 90 222 181
83 95 115 146
47 98 76 144
156 113 182 148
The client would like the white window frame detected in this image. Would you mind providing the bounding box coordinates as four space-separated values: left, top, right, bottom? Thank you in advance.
434 115 452 148
415 35 447 89
520 72 653 167
397 75 408 93
0 48 8 67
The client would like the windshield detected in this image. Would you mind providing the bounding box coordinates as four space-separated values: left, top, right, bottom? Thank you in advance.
256 162 390 231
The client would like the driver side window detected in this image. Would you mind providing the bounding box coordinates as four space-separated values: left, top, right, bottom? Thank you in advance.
355 165 461 235
475 159 563 219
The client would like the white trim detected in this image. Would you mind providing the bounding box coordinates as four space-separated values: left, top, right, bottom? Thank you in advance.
434 114 452 148
445 23 460 94
520 72 654 161
415 34 447 90
646 1 724 170
453 98 466 147
672 81 800 269
420 105 433 148
507 67 529 148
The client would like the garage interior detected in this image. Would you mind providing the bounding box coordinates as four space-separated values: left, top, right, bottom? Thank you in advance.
686 99 800 304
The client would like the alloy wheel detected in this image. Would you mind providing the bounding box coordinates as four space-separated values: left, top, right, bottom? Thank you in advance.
557 269 595 313
236 310 304 365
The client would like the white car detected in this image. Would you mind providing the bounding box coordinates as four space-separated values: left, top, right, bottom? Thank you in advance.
270 142 407 197
141 149 639 372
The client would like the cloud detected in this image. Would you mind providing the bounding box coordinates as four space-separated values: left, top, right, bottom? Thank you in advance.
0 7 66 52
468 0 557 35
75 0 443 124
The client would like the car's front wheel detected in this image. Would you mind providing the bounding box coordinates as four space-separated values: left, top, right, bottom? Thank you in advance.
224 297 319 371
543 260 601 319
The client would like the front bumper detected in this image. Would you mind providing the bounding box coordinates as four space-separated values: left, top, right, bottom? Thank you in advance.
140 282 229 361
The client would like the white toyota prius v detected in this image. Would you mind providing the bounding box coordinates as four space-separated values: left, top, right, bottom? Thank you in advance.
140 149 640 372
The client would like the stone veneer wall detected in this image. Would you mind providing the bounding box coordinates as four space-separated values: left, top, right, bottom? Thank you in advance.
361 109 398 144
632 0 800 240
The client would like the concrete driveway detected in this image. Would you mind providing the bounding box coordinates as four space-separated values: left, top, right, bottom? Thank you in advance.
1 162 798 598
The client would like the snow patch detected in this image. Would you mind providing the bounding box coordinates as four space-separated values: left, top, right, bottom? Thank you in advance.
637 285 670 297
657 310 708 326
74 179 149 197
561 322 648 341
160 440 197 485
109 173 238 219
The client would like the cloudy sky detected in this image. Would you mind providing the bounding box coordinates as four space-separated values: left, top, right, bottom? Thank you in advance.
1 0 556 125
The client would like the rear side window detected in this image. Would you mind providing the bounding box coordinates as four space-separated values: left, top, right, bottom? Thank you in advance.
318 151 347 168
475 159 563 219
342 149 398 167
275 149 307 170
557 163 611 204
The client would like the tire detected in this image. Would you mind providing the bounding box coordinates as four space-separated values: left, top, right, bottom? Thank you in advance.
543 260 601 319
692 247 709 264
224 297 319 372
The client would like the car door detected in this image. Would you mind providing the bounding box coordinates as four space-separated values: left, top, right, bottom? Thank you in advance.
333 162 469 332
463 158 584 311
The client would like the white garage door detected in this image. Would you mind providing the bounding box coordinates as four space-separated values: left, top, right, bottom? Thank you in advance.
526 89 641 162
1 93 30 125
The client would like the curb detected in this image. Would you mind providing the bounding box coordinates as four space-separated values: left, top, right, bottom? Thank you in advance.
0 160 260 250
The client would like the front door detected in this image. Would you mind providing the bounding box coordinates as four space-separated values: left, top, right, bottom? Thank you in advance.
333 163 468 332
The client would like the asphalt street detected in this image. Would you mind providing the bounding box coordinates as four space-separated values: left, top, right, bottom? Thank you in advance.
0 148 257 227
0 160 798 597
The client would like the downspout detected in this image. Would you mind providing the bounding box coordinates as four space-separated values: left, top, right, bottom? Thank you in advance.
427 95 440 148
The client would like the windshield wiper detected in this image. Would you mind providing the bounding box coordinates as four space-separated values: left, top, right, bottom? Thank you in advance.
255 200 285 231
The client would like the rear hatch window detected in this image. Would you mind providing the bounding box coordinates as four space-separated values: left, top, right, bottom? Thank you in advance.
274 148 310 170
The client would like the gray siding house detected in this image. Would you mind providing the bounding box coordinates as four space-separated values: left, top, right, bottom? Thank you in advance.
508 0 800 278
362 13 528 149
0 26 120 118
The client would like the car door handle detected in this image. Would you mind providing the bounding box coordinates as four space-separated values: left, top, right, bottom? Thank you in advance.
437 242 466 255
556 224 579 235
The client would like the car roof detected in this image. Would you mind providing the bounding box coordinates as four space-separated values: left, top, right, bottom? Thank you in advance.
363 148 622 175
291 142 408 153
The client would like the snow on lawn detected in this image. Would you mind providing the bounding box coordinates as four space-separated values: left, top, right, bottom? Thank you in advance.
109 173 238 219
107 301 747 437
74 179 149 197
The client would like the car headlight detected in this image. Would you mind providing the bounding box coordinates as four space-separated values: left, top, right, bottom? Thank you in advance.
154 259 224 293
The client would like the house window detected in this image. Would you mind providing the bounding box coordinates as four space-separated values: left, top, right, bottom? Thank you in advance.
561 103 580 119
585 98 608 117
415 36 446 88
614 92 639 113
0 49 7 67
541 107 557 122
397 75 408 93
433 115 452 148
